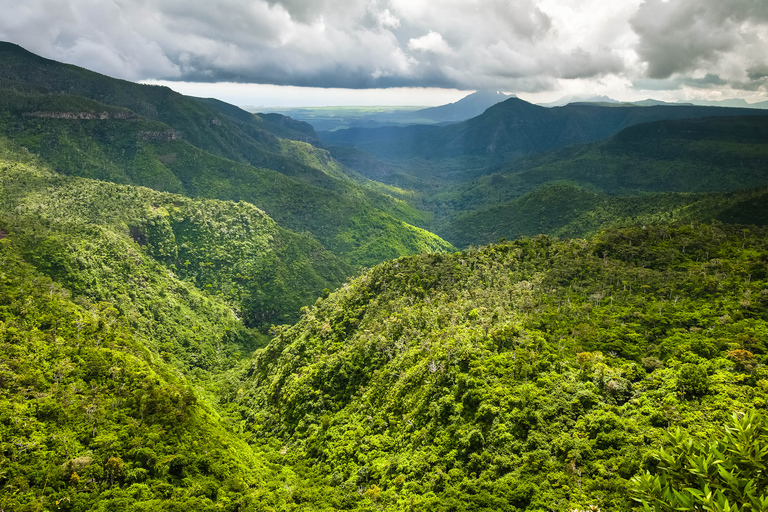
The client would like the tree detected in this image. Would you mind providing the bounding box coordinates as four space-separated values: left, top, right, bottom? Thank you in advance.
631 411 768 511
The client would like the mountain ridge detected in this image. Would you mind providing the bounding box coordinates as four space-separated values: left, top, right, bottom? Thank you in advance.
320 96 768 165
0 41 455 271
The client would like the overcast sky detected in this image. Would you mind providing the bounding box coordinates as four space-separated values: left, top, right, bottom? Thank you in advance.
2 0 767 106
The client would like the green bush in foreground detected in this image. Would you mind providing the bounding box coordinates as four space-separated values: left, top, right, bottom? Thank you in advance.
632 410 768 511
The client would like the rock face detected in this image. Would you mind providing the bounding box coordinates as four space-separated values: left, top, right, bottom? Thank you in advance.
22 111 133 120
138 130 183 141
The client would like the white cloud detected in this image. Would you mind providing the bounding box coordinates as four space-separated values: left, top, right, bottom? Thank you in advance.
408 31 451 54
0 0 765 99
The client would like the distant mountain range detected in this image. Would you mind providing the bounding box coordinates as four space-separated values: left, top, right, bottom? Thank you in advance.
437 115 768 246
539 94 768 109
321 96 768 164
537 95 620 107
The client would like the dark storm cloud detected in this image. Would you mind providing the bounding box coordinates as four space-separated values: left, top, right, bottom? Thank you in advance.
630 0 768 90
633 73 727 91
3 0 765 96
0 0 636 92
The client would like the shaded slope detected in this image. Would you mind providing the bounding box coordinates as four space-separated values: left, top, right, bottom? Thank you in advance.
437 115 768 216
0 41 289 166
321 97 768 164
443 184 768 248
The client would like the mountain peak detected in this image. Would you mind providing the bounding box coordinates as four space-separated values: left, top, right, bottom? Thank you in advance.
413 90 512 122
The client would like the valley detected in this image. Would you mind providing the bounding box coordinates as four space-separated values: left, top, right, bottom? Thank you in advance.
1 42 768 512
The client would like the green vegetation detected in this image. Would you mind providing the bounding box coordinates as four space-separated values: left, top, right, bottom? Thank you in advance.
0 140 349 331
0 160 312 510
632 410 768 511
4 41 768 512
0 42 454 270
424 116 768 247
0 242 277 511
227 223 768 510
443 184 768 248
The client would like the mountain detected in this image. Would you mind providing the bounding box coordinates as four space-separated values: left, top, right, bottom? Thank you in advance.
230 222 768 510
0 42 454 271
321 97 768 166
0 145 316 510
537 95 619 107
0 138 351 328
412 91 512 122
434 115 768 246
679 98 755 108
7 140 768 510
630 98 688 106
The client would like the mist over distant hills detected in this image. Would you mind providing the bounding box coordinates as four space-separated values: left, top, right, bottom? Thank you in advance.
538 94 768 109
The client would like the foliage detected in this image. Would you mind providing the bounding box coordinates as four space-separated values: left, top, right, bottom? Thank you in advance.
631 411 768 511
228 223 768 510
4 40 768 512
442 183 768 248
0 42 454 269
0 233 298 512
418 115 768 247
0 146 351 330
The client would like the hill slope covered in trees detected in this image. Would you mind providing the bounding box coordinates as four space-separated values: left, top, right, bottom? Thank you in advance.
226 223 768 511
0 42 453 269
0 145 323 511
430 115 768 247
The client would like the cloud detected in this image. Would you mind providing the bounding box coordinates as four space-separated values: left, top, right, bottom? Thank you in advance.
0 0 765 97
408 31 451 54
630 0 768 90
633 73 728 91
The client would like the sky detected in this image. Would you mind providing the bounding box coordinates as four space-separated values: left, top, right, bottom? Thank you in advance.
2 0 768 106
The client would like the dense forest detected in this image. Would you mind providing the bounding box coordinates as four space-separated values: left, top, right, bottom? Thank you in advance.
2 42 768 511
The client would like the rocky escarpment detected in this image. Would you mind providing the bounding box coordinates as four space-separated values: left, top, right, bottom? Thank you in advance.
22 111 133 120
138 130 183 141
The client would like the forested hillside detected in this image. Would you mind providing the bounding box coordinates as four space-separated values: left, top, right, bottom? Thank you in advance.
0 145 317 511
230 223 768 511
422 115 768 247
0 140 351 330
0 42 453 270
442 184 768 248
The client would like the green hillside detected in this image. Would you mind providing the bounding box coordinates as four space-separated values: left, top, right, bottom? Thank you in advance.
435 116 768 214
432 116 768 247
231 223 768 511
0 42 453 270
443 184 768 248
0 140 350 330
3 133 768 509
0 148 317 511
0 244 296 512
